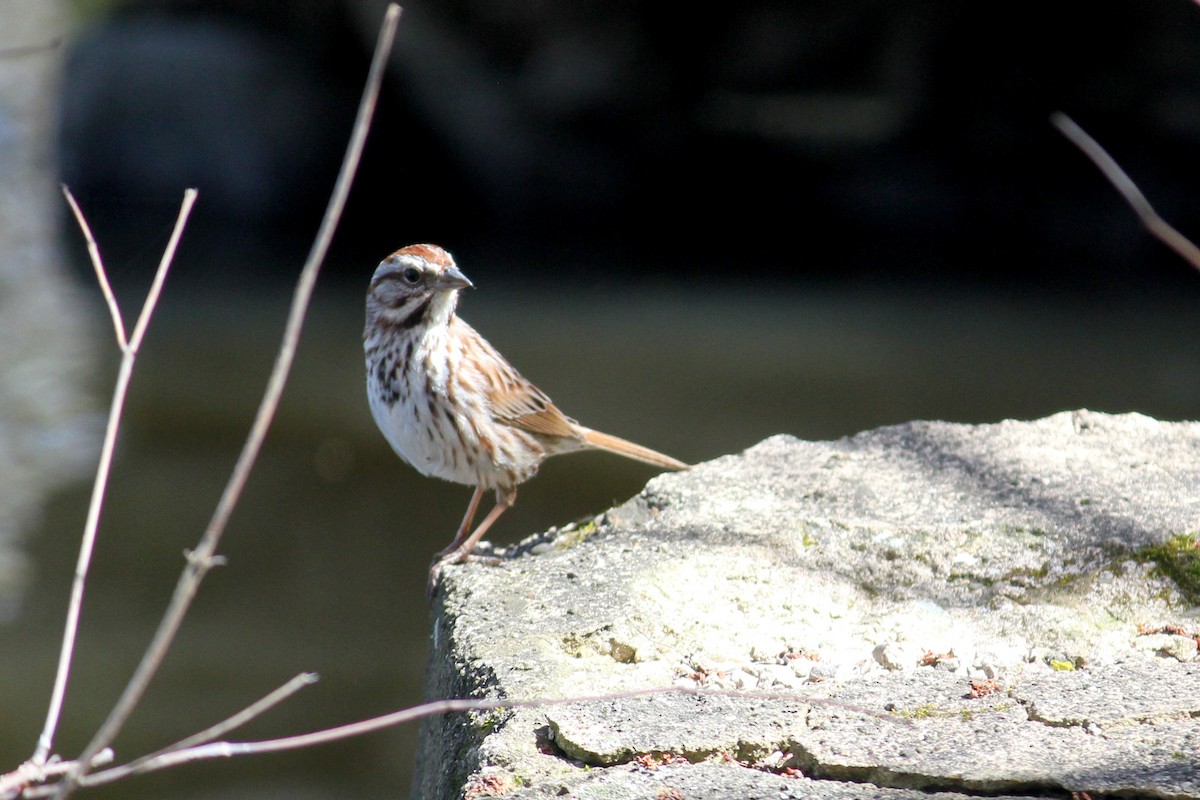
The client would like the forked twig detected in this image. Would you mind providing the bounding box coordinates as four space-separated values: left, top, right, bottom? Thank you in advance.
31 188 197 767
86 673 319 786
1051 112 1200 272
51 4 402 797
0 750 112 798
11 673 313 799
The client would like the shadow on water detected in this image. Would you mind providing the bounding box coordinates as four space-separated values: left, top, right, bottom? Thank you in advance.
5 260 1200 798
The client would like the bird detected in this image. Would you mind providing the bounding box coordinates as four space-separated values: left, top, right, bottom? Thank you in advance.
363 243 688 588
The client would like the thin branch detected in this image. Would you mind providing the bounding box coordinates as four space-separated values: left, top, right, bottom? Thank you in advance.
61 188 126 349
36 685 902 793
0 750 111 799
1051 112 1200 272
32 189 196 767
83 673 320 789
53 5 402 796
132 673 319 761
12 675 311 797
130 192 197 350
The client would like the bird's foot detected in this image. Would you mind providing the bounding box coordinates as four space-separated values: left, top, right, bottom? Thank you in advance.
427 548 502 598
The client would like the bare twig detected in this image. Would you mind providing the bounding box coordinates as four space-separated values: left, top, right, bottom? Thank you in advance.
32 188 197 767
75 673 320 789
11 673 312 798
29 685 900 794
0 750 112 798
53 5 402 797
1052 112 1200 272
62 189 127 348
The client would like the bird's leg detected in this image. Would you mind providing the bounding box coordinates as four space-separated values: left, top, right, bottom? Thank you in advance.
442 485 486 555
429 487 516 593
436 487 514 563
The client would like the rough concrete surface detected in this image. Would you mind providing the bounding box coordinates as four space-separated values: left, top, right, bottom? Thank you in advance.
414 411 1200 799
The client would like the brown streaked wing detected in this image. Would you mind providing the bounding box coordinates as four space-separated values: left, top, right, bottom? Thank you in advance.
460 320 581 440
488 369 581 440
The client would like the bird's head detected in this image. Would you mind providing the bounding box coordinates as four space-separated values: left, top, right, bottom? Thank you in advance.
366 243 473 331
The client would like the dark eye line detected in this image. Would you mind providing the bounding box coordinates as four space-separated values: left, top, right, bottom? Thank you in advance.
373 269 422 290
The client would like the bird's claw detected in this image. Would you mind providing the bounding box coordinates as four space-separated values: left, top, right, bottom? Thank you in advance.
427 551 502 598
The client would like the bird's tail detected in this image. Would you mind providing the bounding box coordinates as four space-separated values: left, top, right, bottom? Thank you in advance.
581 429 690 471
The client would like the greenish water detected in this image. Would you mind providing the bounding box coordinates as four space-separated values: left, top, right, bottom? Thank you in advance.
4 276 1200 798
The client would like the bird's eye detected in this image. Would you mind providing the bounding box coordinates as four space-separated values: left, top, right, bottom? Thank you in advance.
402 267 421 284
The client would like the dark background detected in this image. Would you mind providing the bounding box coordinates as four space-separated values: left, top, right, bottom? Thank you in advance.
58 0 1200 295
12 1 1200 799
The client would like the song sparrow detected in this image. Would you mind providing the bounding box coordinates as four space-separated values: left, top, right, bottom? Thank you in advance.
364 244 688 586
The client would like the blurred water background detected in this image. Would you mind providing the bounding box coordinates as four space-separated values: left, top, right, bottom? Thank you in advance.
4 1 1200 798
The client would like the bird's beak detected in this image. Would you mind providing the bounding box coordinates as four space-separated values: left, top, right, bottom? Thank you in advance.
436 266 473 291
